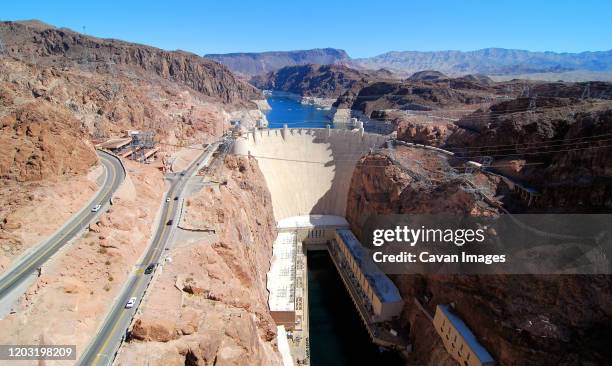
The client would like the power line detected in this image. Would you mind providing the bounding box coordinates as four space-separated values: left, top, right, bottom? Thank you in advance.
444 130 612 148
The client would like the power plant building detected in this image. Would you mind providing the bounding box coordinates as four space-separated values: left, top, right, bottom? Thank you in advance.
333 229 403 321
434 304 495 366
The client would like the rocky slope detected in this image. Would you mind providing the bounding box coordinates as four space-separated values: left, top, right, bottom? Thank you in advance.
118 155 282 365
250 64 394 98
446 94 612 212
335 76 500 117
206 48 350 77
0 20 263 183
345 146 612 366
0 20 260 104
0 19 265 259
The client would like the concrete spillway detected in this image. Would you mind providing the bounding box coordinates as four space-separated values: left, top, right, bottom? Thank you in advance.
233 127 387 221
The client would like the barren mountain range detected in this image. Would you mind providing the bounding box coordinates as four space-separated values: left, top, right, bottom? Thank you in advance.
208 47 612 81
206 48 350 78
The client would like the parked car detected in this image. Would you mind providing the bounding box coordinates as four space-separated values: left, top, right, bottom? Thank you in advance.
91 204 102 212
125 297 137 309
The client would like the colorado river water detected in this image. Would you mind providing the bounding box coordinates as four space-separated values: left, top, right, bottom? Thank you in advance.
308 252 404 366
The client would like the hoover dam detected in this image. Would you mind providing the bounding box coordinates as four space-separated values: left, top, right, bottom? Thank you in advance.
233 124 409 364
233 125 387 220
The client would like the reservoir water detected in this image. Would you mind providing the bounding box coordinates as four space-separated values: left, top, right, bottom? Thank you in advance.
308 252 404 366
264 94 332 128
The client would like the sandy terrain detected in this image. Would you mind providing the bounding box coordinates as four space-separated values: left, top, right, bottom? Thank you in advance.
0 164 103 273
0 160 164 364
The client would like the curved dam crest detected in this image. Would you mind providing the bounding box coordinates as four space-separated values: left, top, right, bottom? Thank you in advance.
234 128 388 221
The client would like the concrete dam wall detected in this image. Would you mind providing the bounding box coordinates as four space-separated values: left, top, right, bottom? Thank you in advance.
233 128 388 221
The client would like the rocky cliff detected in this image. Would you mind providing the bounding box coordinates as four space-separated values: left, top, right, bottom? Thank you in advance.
0 21 260 104
447 95 612 212
345 146 612 365
118 155 282 365
250 64 394 98
0 20 262 182
336 78 495 117
206 48 350 77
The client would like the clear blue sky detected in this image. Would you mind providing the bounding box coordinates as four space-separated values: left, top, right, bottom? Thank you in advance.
2 0 611 58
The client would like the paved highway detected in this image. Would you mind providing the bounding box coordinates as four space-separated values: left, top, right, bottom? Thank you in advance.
0 150 125 302
78 141 220 366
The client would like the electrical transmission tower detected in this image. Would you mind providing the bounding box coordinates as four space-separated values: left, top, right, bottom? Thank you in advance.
521 84 531 98
528 93 537 117
581 82 591 99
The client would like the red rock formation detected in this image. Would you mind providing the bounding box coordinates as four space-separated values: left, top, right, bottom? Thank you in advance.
118 155 282 365
0 100 97 181
0 20 260 104
448 97 612 212
345 147 612 365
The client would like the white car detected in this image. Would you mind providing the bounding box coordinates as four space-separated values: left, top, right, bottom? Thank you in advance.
125 297 137 309
91 204 102 212
166 198 171 202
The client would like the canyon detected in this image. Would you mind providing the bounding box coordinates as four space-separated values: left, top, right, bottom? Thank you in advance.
1 18 611 366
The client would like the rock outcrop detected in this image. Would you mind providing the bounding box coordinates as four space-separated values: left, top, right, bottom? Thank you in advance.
337 79 493 117
250 64 394 99
447 96 612 212
0 20 260 104
0 100 98 181
345 146 612 366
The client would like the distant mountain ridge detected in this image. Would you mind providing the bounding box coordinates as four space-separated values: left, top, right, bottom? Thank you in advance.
208 47 612 80
352 48 612 76
205 48 350 77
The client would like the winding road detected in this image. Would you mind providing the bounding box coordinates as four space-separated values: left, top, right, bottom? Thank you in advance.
0 150 125 302
78 141 220 366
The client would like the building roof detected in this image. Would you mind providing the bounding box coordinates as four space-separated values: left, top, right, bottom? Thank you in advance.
97 138 132 149
336 229 402 303
267 232 297 312
438 304 495 364
277 215 349 230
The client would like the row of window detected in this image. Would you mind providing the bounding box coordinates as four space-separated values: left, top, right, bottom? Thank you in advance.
440 319 471 361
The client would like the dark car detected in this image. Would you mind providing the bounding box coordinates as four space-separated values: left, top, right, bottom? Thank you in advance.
144 263 156 275
166 219 173 225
